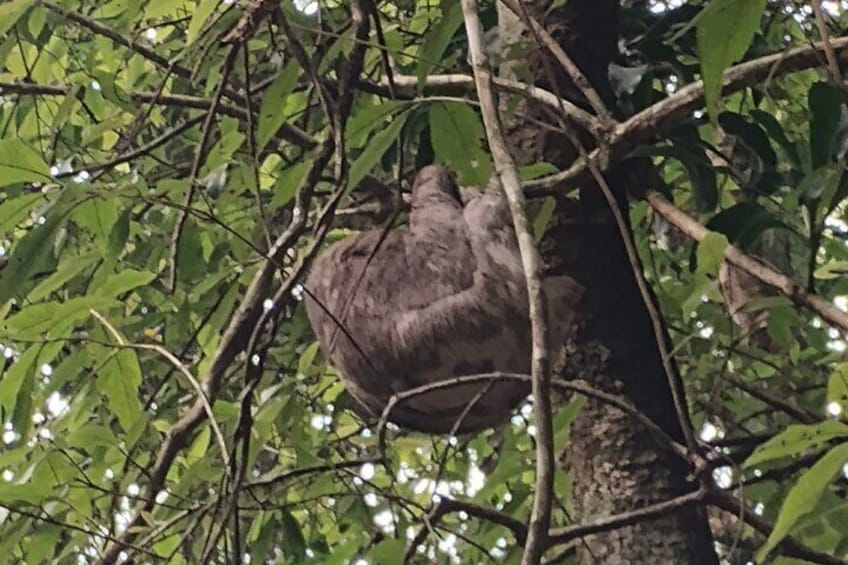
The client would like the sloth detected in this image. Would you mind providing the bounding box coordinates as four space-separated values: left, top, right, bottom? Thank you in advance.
304 165 582 434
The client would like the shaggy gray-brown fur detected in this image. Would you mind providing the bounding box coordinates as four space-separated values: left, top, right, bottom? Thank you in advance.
305 165 582 433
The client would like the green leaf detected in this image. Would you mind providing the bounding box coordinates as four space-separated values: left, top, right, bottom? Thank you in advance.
809 82 843 170
0 193 42 230
750 109 801 167
706 201 786 251
176 218 206 282
1 297 117 340
757 443 848 562
0 212 66 304
28 252 100 302
815 260 848 280
257 61 302 151
642 142 718 211
416 1 463 88
94 269 156 297
347 100 406 148
696 0 766 114
94 346 143 433
298 341 319 376
281 511 307 563
107 207 132 260
0 0 30 38
186 425 211 464
23 526 60 564
765 305 797 349
429 102 492 186
370 538 405 565
348 111 409 190
0 140 50 186
532 197 556 241
744 421 848 467
827 364 848 410
0 345 38 420
64 424 120 450
71 197 120 251
718 112 776 169
271 161 310 208
185 0 218 44
696 232 728 276
11 353 35 437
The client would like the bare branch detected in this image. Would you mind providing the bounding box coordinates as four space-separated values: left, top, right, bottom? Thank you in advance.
811 0 848 103
461 2 555 561
89 310 230 471
378 73 601 136
547 488 708 546
525 35 848 193
499 0 614 124
647 191 848 335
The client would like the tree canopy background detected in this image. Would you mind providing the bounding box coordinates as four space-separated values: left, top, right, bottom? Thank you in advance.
0 0 847 563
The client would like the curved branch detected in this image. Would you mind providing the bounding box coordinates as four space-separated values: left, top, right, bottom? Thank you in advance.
525 35 848 193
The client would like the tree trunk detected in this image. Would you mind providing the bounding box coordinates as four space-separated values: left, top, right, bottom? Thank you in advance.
496 1 719 562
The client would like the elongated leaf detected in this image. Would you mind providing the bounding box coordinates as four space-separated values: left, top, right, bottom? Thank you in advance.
744 421 848 467
28 253 100 302
706 201 786 251
696 232 728 276
186 0 218 44
429 102 492 186
757 443 848 562
0 193 42 231
0 0 30 38
0 345 38 418
71 197 119 251
257 62 302 151
827 364 848 408
93 344 143 433
0 140 50 187
696 0 766 114
348 111 409 190
809 82 843 170
0 212 65 304
94 269 156 297
416 1 464 87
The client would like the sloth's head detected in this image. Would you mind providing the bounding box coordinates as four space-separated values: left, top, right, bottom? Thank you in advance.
409 165 462 208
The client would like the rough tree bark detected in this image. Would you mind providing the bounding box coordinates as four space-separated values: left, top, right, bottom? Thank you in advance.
496 1 719 562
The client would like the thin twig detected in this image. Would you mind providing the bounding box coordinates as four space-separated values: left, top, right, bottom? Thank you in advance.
0 504 158 558
810 0 848 103
461 3 554 562
168 46 240 292
376 373 688 464
499 0 614 124
404 496 529 561
547 488 708 546
89 310 230 471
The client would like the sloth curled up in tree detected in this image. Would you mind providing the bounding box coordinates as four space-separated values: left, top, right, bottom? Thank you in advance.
305 165 582 434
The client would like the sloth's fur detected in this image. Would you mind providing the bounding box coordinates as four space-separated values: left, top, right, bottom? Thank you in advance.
305 165 582 433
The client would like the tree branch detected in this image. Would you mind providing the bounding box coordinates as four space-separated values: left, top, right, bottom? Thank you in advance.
647 191 848 334
462 3 555 562
499 0 614 124
525 35 848 193
546 488 708 546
